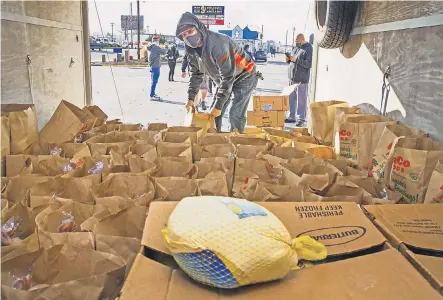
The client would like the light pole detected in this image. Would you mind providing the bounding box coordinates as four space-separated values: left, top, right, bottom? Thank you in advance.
292 27 296 46
110 22 115 40
285 30 288 50
137 0 140 59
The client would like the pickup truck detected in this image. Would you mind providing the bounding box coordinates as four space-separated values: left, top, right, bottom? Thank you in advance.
90 41 105 51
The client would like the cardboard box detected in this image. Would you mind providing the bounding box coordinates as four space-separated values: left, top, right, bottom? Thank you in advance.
253 96 289 112
247 111 285 128
363 204 443 294
119 202 441 300
252 83 298 112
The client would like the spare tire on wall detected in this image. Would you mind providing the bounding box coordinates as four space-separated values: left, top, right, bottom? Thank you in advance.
315 0 358 49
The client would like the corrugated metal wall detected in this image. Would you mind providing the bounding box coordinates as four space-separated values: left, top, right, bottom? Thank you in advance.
1 1 88 129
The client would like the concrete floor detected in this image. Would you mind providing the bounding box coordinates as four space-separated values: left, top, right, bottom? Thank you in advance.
91 53 295 130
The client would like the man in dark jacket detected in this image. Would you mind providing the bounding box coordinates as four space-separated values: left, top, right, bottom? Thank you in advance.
167 44 180 81
244 44 255 62
176 12 258 132
286 33 313 126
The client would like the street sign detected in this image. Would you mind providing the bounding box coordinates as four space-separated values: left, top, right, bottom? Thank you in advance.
192 6 225 25
121 15 144 30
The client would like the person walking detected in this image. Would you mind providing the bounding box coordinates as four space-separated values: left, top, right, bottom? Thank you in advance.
147 35 167 100
285 33 313 127
182 53 208 110
167 44 180 81
176 12 258 133
243 44 255 62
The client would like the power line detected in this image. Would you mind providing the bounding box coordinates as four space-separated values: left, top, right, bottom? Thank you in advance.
304 1 312 33
93 0 125 122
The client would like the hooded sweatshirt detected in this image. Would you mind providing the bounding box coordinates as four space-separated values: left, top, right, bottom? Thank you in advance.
147 43 167 68
176 12 256 110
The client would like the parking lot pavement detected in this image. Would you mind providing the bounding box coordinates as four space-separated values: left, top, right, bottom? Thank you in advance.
91 53 298 130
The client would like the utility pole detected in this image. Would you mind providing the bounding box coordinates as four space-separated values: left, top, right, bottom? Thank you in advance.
261 24 264 48
110 22 115 40
130 2 133 48
137 0 140 59
292 27 296 46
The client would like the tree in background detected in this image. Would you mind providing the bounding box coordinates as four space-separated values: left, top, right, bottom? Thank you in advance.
146 35 152 42
159 35 166 45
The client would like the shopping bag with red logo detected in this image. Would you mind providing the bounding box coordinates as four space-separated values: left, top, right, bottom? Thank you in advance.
424 160 443 203
338 115 397 169
368 124 427 183
389 137 443 203
332 107 361 151
309 100 349 145
39 100 97 144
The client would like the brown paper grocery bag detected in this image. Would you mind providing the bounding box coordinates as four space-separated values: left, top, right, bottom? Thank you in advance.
290 127 310 136
130 143 158 162
1 244 126 300
1 104 38 154
95 235 140 277
91 175 155 207
199 157 235 194
166 126 203 144
82 105 108 127
39 100 97 144
154 177 200 201
232 166 260 200
81 206 147 239
389 137 443 203
309 100 349 145
154 159 197 178
36 156 72 176
30 177 96 208
59 143 91 161
119 123 143 131
5 154 57 177
338 115 397 168
369 124 427 183
87 131 135 143
1 232 40 263
196 176 229 196
200 133 232 146
332 107 361 151
130 130 161 145
157 141 193 162
35 200 95 249
194 134 234 161
62 156 108 184
191 112 216 133
200 143 237 159
4 175 51 206
424 161 443 203
88 141 133 157
148 123 167 131
304 183 365 204
1 116 10 176
251 181 304 202
1 202 35 246
291 142 335 159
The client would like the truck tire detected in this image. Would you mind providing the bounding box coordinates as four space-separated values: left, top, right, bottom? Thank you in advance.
315 0 358 49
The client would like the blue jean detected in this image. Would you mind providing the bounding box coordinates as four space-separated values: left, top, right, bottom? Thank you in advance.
289 82 308 122
150 67 160 97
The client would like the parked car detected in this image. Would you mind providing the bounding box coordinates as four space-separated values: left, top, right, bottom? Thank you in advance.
90 39 104 51
254 50 267 62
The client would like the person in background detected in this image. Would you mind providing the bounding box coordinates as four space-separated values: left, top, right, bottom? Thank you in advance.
167 44 180 81
285 33 313 127
243 44 255 62
176 12 258 133
147 35 168 100
182 52 208 110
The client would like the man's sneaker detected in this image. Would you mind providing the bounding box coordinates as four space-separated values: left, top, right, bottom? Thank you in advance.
150 95 161 100
201 101 207 111
296 120 307 127
208 92 213 96
285 118 296 123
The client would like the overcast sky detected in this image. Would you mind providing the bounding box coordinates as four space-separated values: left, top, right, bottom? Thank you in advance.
89 0 315 44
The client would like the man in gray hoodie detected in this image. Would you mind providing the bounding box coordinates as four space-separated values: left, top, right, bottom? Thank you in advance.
147 35 168 100
176 12 258 132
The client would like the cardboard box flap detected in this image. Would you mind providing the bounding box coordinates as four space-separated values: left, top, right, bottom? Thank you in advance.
120 250 441 300
142 202 385 257
363 204 443 252
405 252 443 293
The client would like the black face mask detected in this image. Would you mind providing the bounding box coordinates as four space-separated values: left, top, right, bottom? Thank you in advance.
184 32 202 48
